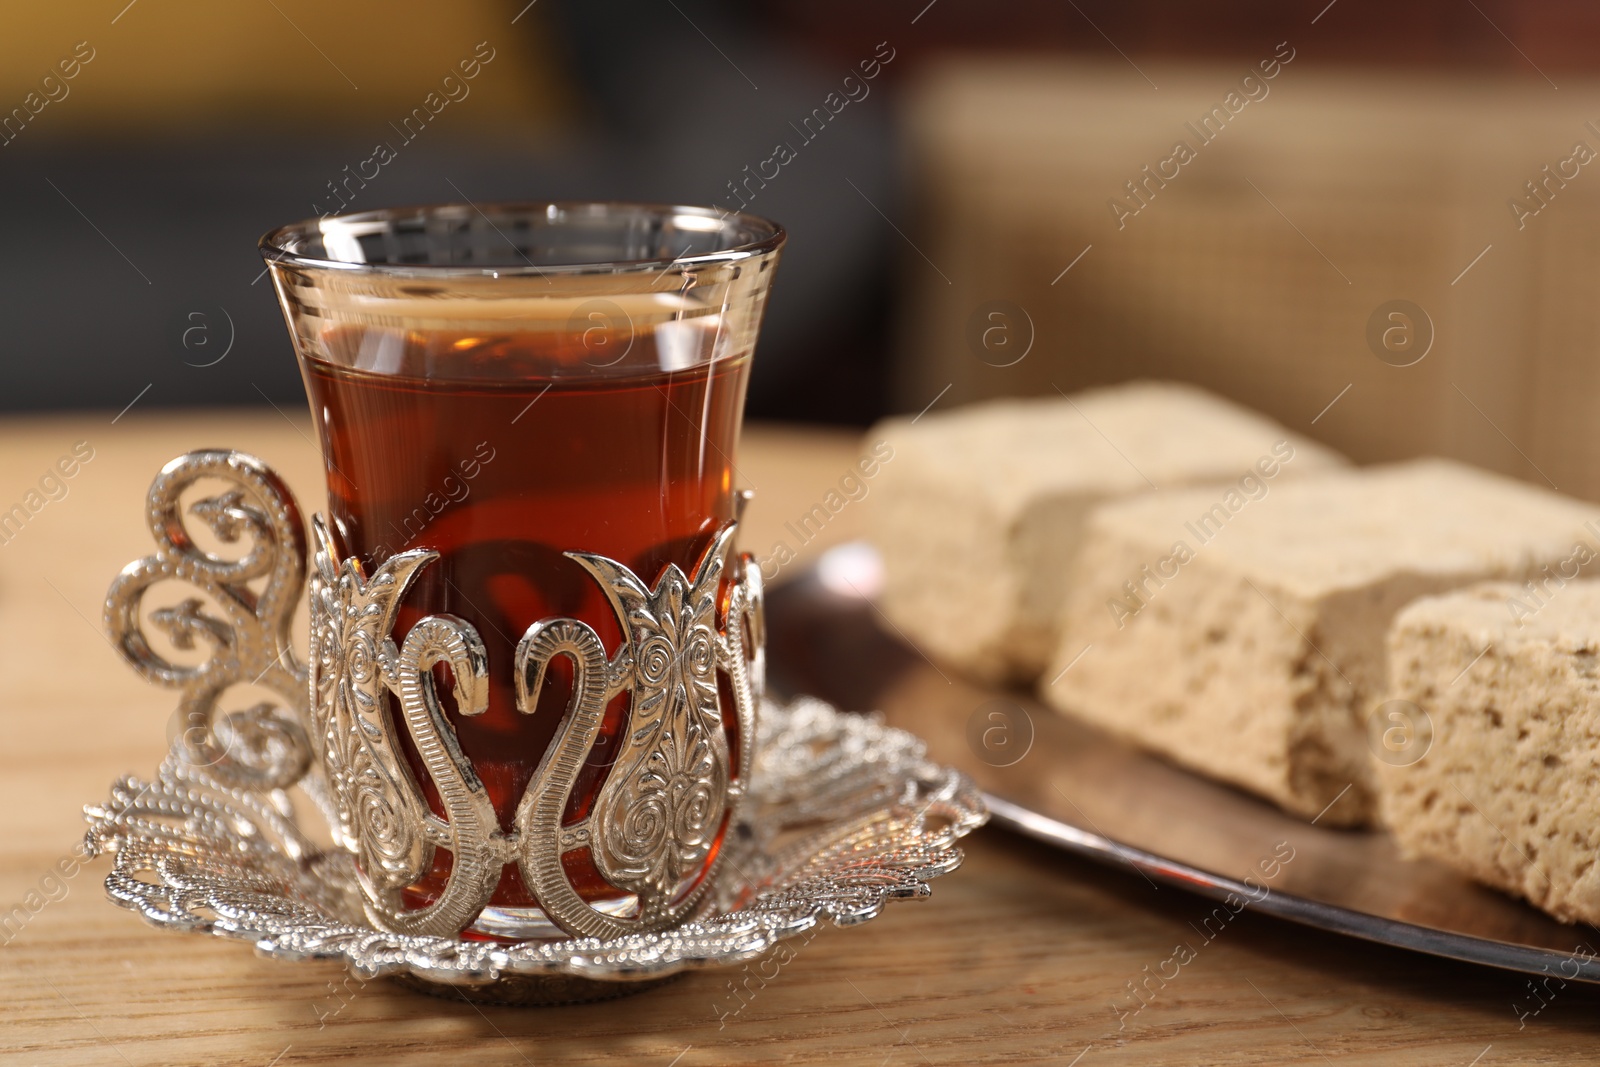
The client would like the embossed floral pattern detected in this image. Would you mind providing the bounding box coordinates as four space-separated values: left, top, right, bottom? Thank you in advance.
569 529 734 922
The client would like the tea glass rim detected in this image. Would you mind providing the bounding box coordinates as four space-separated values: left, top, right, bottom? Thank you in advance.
258 200 786 280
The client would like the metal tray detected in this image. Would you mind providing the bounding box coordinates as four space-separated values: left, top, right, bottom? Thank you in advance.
764 544 1600 985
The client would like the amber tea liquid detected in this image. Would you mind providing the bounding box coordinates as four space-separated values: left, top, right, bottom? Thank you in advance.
301 319 748 920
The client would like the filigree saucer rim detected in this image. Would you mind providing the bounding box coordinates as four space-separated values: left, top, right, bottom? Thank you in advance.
84 697 988 990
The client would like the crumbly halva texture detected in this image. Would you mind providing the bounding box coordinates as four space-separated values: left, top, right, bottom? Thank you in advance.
1380 581 1600 924
866 381 1346 685
1040 458 1600 826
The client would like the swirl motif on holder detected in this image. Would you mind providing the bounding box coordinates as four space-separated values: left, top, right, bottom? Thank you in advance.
307 520 503 937
111 450 764 940
104 450 311 791
514 526 761 938
310 514 762 939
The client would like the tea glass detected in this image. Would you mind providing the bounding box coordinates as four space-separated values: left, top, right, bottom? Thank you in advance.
260 202 784 940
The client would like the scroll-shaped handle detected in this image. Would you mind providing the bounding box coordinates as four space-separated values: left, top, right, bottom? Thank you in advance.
105 450 309 790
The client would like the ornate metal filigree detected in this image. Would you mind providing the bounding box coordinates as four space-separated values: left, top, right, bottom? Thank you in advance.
85 697 986 1003
306 520 503 937
96 449 984 1000
104 450 311 791
106 450 768 941
306 516 763 939
516 527 755 938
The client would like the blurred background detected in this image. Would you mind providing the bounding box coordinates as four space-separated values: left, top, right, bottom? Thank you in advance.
4 0 1600 490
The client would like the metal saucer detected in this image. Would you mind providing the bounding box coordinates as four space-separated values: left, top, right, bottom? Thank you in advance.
84 697 986 1004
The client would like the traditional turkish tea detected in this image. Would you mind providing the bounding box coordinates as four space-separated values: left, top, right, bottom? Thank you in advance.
266 202 782 939
301 318 749 920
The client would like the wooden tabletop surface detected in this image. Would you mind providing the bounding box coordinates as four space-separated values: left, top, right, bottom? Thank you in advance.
6 410 1600 1066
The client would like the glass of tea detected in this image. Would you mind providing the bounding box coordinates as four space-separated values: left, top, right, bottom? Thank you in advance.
260 202 783 941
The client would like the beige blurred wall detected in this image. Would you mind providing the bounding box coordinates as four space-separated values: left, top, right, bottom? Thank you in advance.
899 57 1600 500
0 2 568 133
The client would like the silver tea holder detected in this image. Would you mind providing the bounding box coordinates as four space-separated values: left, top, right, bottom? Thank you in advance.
85 450 986 1004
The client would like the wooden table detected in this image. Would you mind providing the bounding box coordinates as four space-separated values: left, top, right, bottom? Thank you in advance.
5 410 1600 1066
